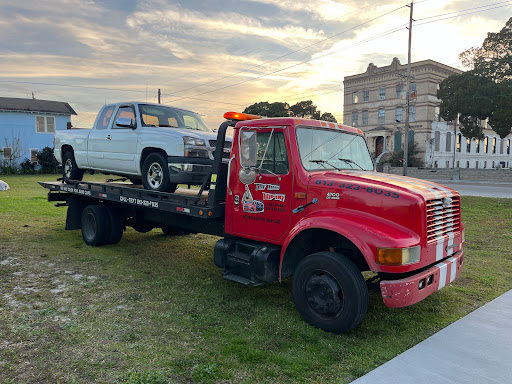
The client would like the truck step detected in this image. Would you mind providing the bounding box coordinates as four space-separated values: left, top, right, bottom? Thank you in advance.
223 273 264 286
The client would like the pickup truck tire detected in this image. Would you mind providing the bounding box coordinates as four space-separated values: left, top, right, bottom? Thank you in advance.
292 252 368 334
81 205 111 246
106 207 124 245
141 153 177 193
62 151 84 183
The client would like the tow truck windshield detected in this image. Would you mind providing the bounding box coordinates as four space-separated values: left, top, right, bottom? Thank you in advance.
296 126 374 171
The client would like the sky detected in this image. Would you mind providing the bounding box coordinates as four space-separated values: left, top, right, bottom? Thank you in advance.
0 0 510 129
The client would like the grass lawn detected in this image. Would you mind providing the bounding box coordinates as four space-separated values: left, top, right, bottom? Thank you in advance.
1 174 511 384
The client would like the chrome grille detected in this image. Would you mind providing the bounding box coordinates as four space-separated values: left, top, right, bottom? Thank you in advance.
208 140 232 161
426 196 461 242
209 140 232 149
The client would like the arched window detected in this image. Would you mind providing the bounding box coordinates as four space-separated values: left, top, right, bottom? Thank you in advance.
434 131 440 151
475 139 480 153
394 131 402 151
445 132 452 152
466 138 471 153
456 134 461 152
408 130 414 145
492 137 496 154
484 136 489 153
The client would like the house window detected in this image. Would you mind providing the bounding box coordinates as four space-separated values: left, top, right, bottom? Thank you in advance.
363 90 369 102
378 87 386 100
446 132 451 152
30 149 39 162
378 109 385 125
434 131 440 152
2 147 12 160
352 111 358 126
353 92 359 104
409 105 416 122
35 116 55 133
492 137 496 154
456 134 461 152
396 84 404 98
362 110 368 126
475 139 480 153
394 131 402 151
466 138 471 153
395 107 403 123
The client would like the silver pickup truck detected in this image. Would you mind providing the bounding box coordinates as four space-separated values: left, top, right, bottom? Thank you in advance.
54 102 231 192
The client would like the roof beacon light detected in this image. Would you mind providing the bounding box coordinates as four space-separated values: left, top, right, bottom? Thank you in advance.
224 111 261 121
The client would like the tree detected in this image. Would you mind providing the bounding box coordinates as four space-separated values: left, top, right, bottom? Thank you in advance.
2 132 25 169
388 140 423 167
438 17 512 139
243 100 337 122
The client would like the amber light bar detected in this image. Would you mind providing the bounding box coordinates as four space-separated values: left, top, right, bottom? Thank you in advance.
223 111 262 121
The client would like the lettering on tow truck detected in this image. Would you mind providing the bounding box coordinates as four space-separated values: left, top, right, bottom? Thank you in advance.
255 183 280 191
315 180 400 199
119 195 159 208
262 192 286 202
326 192 340 200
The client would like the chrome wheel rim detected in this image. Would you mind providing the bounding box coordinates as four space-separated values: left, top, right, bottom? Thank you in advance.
64 159 73 179
147 162 163 189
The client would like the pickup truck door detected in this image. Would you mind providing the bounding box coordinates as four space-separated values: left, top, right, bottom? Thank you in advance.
88 104 139 174
229 128 294 242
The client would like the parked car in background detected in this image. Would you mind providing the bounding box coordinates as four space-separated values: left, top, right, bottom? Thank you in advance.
54 102 232 192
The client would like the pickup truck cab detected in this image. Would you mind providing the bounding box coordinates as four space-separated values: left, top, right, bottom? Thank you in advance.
54 102 231 192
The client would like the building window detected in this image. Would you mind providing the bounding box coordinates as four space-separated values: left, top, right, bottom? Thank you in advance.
435 106 441 121
434 131 440 152
500 139 504 154
456 134 461 152
35 116 55 133
484 161 487 168
410 83 417 98
363 90 369 102
395 107 403 123
446 161 450 168
484 136 489 153
408 130 414 145
379 87 386 100
396 84 404 98
475 138 480 153
409 105 416 122
446 132 452 152
434 161 438 168
476 161 479 169
30 149 39 162
352 111 358 126
492 137 496 154
456 161 460 168
2 147 12 160
378 109 385 125
508 139 511 155
466 138 471 153
362 110 368 126
466 161 470 168
394 131 402 151
492 161 495 168
353 92 359 104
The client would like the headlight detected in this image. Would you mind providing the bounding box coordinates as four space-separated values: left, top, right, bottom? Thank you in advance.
376 245 421 266
183 136 208 158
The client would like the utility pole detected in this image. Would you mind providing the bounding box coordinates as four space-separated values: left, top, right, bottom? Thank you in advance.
403 1 413 176
158 88 161 104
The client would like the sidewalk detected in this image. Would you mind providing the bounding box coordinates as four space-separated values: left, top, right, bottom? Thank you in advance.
352 290 512 384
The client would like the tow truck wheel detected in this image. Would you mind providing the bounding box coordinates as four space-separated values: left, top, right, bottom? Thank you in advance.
81 205 111 246
62 151 84 183
292 252 368 334
106 206 124 245
141 153 177 193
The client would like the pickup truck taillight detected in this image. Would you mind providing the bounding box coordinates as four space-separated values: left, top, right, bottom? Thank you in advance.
183 136 209 158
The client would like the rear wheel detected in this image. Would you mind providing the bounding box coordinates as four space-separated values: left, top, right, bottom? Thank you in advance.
141 153 177 193
105 206 124 245
62 151 84 183
292 252 368 334
81 205 110 246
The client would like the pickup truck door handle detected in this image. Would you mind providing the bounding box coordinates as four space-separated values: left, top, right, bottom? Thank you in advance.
106 134 112 140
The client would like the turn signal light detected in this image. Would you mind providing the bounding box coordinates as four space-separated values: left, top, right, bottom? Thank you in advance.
224 111 261 121
376 246 421 266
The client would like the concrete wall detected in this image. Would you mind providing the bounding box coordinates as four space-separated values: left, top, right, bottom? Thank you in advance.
382 164 512 182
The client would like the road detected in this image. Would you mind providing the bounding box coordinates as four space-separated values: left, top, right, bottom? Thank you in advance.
429 180 512 198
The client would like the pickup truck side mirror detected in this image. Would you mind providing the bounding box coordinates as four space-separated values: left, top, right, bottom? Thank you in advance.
115 117 136 129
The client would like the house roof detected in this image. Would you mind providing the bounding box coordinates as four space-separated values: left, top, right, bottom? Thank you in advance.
0 97 77 115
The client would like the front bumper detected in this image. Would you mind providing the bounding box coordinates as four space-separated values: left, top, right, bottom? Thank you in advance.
380 249 464 308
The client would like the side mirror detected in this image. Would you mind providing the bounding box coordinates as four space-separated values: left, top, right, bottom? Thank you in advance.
240 130 257 167
116 117 136 129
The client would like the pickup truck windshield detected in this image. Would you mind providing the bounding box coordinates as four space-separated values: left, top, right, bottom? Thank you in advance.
296 127 374 171
139 104 212 132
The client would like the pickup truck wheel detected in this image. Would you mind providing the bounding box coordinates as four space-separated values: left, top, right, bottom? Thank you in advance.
62 151 84 183
106 207 124 244
141 153 177 193
81 205 110 246
292 252 368 334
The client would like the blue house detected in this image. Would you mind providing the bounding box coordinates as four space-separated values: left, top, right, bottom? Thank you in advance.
0 97 76 166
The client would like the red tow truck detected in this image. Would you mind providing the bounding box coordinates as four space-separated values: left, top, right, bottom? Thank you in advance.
40 112 464 333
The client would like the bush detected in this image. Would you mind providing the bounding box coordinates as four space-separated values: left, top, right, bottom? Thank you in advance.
37 147 59 173
387 140 424 167
0 165 18 175
20 158 36 174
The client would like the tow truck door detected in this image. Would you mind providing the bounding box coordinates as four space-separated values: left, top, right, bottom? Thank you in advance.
229 127 294 242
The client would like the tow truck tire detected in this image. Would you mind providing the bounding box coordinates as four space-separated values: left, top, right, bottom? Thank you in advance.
106 207 124 245
81 205 110 246
62 151 84 183
292 252 368 334
141 153 177 193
